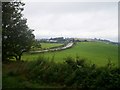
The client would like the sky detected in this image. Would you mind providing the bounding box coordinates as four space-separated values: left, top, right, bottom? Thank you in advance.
23 2 118 42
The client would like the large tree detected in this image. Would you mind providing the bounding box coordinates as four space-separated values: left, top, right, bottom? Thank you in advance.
2 1 35 61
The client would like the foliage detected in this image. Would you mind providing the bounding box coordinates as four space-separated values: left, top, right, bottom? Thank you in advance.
2 1 35 61
3 56 120 89
34 40 41 48
31 40 41 50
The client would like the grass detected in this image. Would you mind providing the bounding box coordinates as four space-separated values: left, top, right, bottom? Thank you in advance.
40 43 63 49
3 41 119 88
31 42 63 51
22 41 118 67
3 58 120 88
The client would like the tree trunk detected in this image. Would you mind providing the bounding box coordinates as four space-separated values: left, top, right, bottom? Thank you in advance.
14 51 24 61
15 56 18 61
15 55 21 61
18 55 21 61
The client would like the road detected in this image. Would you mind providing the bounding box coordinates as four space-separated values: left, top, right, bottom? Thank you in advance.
30 42 74 53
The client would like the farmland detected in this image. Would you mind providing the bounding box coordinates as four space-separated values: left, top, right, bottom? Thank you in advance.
22 41 118 67
31 42 63 51
4 41 119 88
40 43 63 49
3 1 120 88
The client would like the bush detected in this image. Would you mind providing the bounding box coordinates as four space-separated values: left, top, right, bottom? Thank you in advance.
3 56 120 89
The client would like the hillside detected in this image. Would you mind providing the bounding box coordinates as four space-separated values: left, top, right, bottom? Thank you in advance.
22 41 118 67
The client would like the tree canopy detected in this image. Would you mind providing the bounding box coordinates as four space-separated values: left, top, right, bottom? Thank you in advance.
2 1 35 61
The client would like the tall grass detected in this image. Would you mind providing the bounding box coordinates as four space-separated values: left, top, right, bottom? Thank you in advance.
3 56 120 89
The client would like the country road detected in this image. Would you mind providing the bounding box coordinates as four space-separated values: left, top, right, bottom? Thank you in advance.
30 42 74 53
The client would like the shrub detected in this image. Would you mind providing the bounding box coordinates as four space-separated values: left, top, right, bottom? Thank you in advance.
3 56 120 89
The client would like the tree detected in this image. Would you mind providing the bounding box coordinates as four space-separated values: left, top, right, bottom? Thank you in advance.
2 1 35 61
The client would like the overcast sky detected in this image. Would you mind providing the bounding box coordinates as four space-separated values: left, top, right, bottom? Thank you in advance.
23 2 118 42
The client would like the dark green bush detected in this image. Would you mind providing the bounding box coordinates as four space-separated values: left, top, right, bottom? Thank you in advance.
3 56 120 89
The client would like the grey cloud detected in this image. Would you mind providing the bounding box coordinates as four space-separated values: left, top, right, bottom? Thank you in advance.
23 2 118 42
23 2 117 15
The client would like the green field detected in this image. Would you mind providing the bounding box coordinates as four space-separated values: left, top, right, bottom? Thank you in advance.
40 43 63 49
22 41 118 67
31 42 63 51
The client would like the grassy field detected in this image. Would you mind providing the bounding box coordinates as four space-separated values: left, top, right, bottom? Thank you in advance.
3 41 119 88
40 43 63 49
31 42 63 51
22 41 118 67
